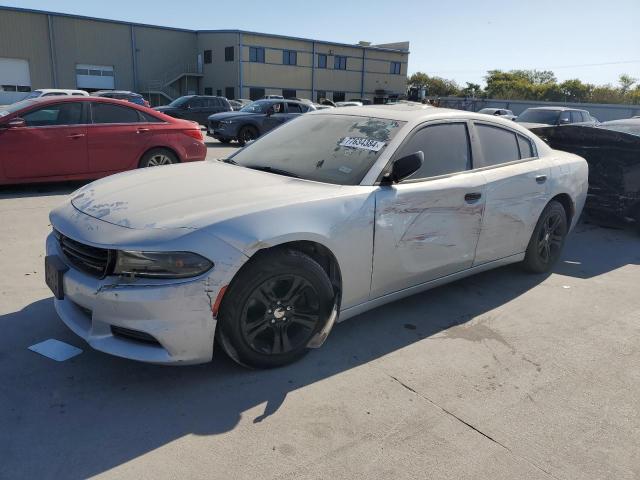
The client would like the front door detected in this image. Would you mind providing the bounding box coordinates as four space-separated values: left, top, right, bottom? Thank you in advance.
262 102 287 133
371 121 486 298
2 101 88 179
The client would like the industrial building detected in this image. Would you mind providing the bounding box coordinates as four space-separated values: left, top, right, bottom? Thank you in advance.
0 6 409 105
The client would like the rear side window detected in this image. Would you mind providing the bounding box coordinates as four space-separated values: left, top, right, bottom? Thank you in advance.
92 103 140 124
476 124 521 166
287 102 303 113
517 134 534 159
397 123 471 180
23 102 83 126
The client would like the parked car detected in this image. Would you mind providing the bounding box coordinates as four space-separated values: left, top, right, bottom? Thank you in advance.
336 101 363 107
0 96 206 185
208 99 315 145
478 108 516 120
92 90 150 107
516 107 597 129
349 98 372 105
22 89 89 99
45 105 587 368
154 95 232 126
532 119 640 230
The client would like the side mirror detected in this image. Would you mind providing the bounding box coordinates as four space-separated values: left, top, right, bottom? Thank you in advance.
559 118 570 124
383 152 424 184
1 117 26 129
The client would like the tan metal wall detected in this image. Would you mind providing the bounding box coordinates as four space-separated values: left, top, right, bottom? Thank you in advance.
50 15 134 89
0 10 54 88
197 32 239 98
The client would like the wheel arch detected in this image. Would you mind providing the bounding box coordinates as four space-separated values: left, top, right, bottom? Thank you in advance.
549 193 575 226
137 145 182 168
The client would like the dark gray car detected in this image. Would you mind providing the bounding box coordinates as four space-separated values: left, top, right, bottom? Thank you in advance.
207 99 315 145
154 95 232 126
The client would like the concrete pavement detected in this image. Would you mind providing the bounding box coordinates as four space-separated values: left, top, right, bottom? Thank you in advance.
1 145 639 479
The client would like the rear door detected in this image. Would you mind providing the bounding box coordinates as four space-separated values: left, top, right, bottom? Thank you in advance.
2 101 88 179
371 121 487 297
472 122 551 264
87 102 153 173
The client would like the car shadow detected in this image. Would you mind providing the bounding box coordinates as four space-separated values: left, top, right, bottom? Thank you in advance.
1 225 636 479
0 181 88 199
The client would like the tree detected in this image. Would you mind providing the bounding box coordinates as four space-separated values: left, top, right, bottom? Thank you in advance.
618 74 637 94
408 72 460 97
559 79 593 102
461 82 482 98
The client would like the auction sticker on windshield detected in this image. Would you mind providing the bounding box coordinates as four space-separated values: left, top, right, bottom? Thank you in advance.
339 137 386 152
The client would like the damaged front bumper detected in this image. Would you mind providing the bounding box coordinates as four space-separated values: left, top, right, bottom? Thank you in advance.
46 203 248 365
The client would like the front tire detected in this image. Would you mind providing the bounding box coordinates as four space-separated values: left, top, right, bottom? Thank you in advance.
237 126 258 146
218 249 334 368
522 201 568 273
218 138 231 144
139 148 178 168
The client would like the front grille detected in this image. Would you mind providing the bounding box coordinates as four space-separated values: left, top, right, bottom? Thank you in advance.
55 230 113 278
111 326 160 345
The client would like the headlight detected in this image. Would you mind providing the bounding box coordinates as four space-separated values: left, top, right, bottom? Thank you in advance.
219 120 234 124
113 251 213 279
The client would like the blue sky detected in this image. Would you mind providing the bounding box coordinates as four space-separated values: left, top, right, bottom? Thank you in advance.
2 0 639 87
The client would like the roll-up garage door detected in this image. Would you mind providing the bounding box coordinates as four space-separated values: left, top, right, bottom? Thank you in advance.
0 58 31 103
76 64 114 90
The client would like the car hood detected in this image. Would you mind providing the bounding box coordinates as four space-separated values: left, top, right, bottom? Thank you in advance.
154 106 178 113
208 111 260 121
70 161 346 230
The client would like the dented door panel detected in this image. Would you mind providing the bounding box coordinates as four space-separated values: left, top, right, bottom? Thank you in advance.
371 172 486 298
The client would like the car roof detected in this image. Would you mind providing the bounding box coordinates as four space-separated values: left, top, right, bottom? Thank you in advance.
525 106 585 112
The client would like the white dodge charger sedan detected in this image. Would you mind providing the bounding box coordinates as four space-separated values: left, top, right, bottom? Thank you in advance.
46 104 588 368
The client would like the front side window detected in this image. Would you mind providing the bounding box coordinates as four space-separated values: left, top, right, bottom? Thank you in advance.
230 115 405 185
286 102 302 113
283 50 297 65
396 123 471 180
249 47 265 63
334 55 347 70
558 111 571 124
23 102 83 127
91 103 140 124
317 54 327 68
571 111 584 123
475 124 520 166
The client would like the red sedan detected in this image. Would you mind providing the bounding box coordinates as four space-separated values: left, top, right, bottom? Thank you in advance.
0 96 207 185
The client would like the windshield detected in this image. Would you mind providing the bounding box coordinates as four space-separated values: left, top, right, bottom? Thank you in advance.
517 109 560 125
22 90 43 100
240 101 270 113
229 114 406 185
168 96 190 107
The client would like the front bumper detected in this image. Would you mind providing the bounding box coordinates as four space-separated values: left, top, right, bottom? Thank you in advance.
46 204 248 365
207 121 238 140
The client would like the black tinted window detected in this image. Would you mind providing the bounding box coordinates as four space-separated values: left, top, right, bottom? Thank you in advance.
23 102 83 127
476 124 520 166
517 134 534 158
398 123 471 180
570 111 583 122
92 103 140 124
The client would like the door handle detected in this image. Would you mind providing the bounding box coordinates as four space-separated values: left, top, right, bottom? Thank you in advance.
67 133 85 139
136 128 150 134
536 175 547 184
464 192 482 203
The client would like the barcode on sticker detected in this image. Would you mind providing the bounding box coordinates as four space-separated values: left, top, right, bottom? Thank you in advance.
339 137 386 152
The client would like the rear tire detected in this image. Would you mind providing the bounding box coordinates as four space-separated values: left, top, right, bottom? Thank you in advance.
237 126 258 146
522 201 568 273
139 148 178 168
218 249 334 368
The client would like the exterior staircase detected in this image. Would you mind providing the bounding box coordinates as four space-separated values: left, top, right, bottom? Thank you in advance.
143 61 203 105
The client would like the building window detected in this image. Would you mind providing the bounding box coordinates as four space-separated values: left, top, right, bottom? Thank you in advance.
390 61 401 75
225 46 234 62
316 90 327 102
204 50 212 64
249 47 265 63
225 87 235 100
283 50 297 65
217 89 222 96
317 54 327 69
282 89 296 99
334 56 347 70
333 91 345 102
250 87 265 100
204 87 213 95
